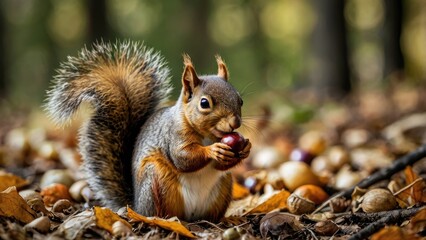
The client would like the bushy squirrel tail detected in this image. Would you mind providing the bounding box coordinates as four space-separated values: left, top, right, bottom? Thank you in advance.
45 41 172 210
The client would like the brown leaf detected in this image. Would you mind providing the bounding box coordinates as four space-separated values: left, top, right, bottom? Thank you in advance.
0 170 29 191
127 206 195 238
232 182 250 200
371 226 419 240
59 210 94 240
93 206 131 234
395 167 426 207
245 190 290 215
406 208 426 234
225 195 258 217
0 186 37 223
404 166 424 202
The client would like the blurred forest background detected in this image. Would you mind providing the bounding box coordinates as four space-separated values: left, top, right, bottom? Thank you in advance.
0 0 425 117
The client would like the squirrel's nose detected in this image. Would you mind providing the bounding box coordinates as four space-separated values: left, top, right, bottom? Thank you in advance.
229 115 241 130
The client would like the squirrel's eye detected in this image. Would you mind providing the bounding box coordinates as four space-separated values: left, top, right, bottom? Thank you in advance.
200 98 210 109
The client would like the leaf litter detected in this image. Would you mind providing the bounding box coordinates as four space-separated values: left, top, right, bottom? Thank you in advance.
1 88 426 239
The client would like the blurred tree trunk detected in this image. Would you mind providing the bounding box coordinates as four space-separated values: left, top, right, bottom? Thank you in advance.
250 2 271 87
308 0 350 99
183 0 212 68
88 0 111 43
41 1 57 104
383 1 404 80
0 7 6 99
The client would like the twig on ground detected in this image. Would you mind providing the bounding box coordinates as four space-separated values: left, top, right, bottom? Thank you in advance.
348 207 424 240
187 220 224 231
338 206 423 224
305 227 319 240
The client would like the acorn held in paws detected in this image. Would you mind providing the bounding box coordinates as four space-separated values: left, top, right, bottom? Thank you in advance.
221 132 245 153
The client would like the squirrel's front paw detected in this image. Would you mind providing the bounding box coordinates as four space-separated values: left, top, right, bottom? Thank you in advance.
209 142 237 164
210 142 246 171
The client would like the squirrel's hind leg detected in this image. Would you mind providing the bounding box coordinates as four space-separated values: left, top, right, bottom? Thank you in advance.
133 151 233 222
133 152 185 219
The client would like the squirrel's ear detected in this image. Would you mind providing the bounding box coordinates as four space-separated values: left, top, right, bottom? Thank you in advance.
216 55 229 81
182 54 200 102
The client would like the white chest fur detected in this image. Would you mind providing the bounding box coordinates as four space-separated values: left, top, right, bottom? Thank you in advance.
179 162 224 221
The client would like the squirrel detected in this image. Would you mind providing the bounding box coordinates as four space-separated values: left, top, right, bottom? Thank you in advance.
45 41 251 222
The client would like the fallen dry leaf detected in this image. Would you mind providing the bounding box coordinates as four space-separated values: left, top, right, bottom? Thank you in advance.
404 166 424 203
226 194 259 217
395 167 426 208
0 186 37 223
232 182 250 200
245 190 290 215
59 210 94 239
127 206 195 238
0 170 29 191
406 208 426 234
371 226 419 240
40 183 73 206
93 206 131 234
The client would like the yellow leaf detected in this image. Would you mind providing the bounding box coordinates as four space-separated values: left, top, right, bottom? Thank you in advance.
232 182 250 200
245 190 290 215
0 170 29 192
93 206 131 234
127 206 195 238
0 186 36 223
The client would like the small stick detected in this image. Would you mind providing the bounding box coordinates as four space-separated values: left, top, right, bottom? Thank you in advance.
305 227 319 240
338 206 423 224
188 220 224 231
348 207 424 240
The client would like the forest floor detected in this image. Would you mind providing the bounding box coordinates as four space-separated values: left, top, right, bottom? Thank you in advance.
1 86 426 239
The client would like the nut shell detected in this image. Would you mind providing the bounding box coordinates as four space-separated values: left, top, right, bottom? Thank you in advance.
112 220 132 236
19 190 42 202
24 216 50 233
311 156 333 175
222 227 241 240
40 169 75 188
314 220 339 236
69 180 88 202
52 199 74 214
327 146 349 169
293 185 329 205
361 188 398 213
334 166 362 190
299 131 327 155
279 161 320 191
287 193 316 215
252 147 285 169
